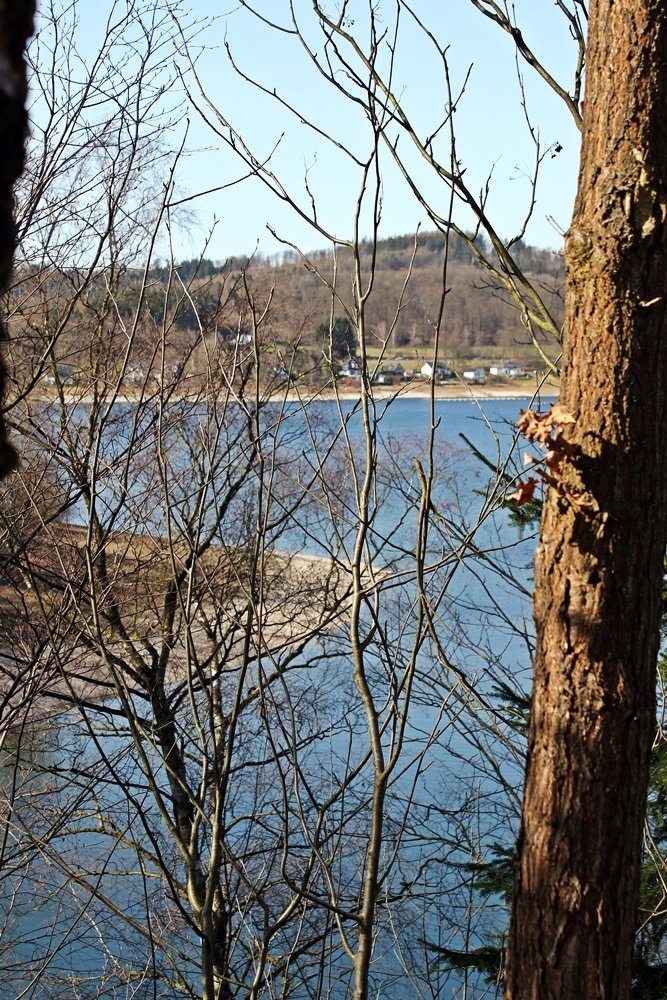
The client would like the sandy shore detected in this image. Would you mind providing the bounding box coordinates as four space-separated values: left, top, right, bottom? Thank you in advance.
279 377 559 404
44 375 559 408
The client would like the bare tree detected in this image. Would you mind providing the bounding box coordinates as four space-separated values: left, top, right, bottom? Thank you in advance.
177 2 667 997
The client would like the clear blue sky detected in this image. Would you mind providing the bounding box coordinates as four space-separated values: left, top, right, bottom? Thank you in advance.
52 1 584 264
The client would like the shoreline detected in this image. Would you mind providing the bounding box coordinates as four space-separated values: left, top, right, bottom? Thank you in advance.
45 377 560 408
279 378 559 404
0 541 356 728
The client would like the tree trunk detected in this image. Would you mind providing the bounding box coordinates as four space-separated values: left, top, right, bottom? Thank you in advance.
505 3 667 998
0 0 33 478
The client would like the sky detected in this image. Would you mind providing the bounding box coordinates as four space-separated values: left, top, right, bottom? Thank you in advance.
37 0 584 264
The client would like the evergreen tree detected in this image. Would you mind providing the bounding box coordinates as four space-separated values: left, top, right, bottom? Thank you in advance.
317 316 356 361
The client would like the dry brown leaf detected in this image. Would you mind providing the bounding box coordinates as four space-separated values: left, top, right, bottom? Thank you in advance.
507 477 539 505
549 403 576 426
517 409 552 445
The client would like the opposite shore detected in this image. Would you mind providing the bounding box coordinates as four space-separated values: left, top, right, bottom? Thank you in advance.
46 375 560 407
280 376 560 404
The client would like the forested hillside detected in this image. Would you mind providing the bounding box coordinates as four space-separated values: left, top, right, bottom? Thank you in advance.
9 230 562 393
151 229 563 352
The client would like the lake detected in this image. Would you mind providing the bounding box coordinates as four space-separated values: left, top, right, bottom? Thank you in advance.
0 393 552 999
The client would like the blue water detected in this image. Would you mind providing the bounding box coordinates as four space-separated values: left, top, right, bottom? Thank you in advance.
1 394 553 998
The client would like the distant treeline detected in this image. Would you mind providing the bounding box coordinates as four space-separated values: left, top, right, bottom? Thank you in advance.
149 229 563 283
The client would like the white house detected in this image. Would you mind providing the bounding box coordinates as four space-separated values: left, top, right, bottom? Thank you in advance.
489 361 526 378
421 361 455 380
462 368 486 384
373 363 407 385
338 358 362 380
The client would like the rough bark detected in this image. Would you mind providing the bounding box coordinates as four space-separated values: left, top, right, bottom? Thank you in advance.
505 2 667 998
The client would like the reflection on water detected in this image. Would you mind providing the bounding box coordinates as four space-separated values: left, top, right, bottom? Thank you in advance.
0 720 199 997
0 396 551 998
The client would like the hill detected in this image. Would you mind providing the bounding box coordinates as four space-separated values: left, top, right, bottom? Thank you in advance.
8 230 564 393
